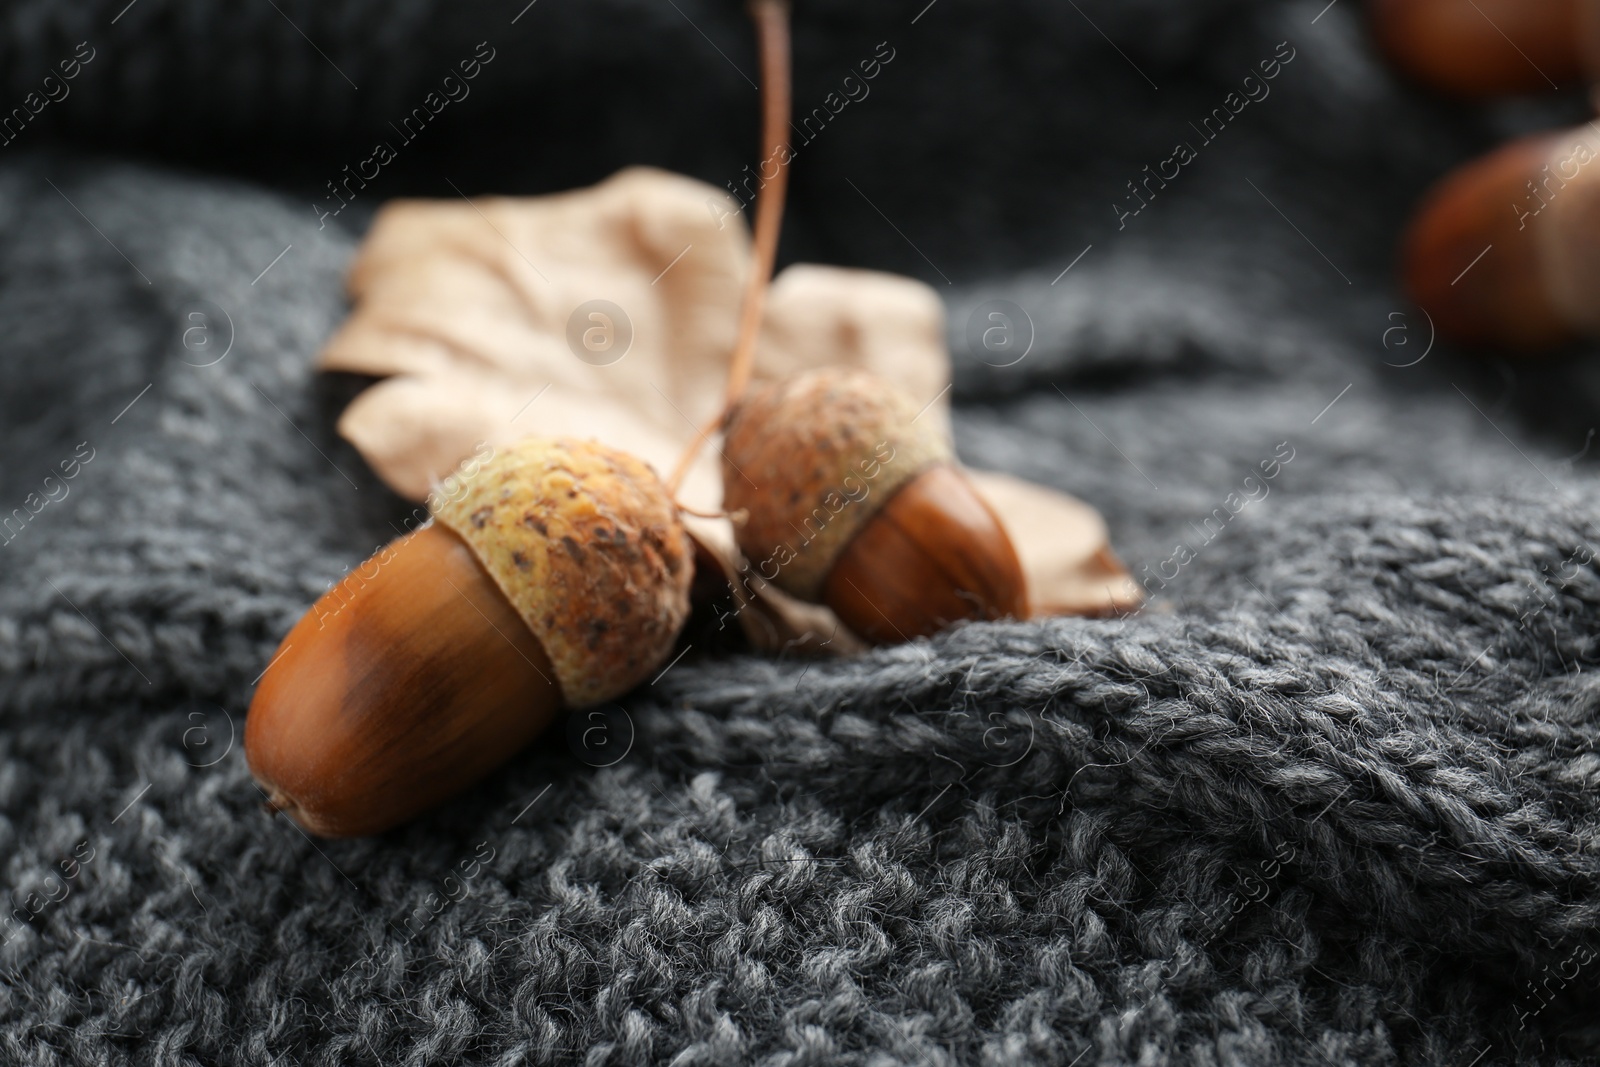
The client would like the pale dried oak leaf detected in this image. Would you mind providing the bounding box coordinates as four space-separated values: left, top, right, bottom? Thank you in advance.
317 166 1139 646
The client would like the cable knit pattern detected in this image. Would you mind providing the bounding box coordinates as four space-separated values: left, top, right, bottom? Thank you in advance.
2 0 1600 1063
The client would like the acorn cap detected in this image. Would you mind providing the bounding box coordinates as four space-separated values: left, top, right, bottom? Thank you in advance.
432 437 693 707
721 367 953 601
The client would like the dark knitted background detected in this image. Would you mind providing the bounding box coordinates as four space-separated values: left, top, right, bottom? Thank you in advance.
2 0 1600 1063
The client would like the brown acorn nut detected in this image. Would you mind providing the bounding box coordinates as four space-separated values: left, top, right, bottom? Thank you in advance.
1402 124 1600 352
720 367 1027 644
244 437 693 837
1368 0 1600 97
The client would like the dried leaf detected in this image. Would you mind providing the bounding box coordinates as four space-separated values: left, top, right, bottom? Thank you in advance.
318 166 1139 649
966 470 1142 617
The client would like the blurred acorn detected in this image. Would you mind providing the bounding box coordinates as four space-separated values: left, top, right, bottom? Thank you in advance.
1403 124 1600 351
1369 0 1600 97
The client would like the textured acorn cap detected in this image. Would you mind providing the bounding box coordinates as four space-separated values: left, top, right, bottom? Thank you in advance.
432 437 693 707
722 367 953 601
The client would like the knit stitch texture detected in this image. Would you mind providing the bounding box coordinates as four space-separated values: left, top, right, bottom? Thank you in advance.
1 1 1599 1064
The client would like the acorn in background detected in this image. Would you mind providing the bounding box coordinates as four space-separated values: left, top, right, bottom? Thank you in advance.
245 438 693 837
1369 0 1600 97
1402 124 1600 351
720 367 1027 644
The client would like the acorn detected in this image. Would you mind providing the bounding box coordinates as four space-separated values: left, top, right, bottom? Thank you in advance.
245 437 693 837
1368 0 1600 97
1402 124 1600 351
720 367 1027 644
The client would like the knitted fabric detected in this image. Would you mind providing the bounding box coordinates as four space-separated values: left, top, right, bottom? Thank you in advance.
1 1 1600 1063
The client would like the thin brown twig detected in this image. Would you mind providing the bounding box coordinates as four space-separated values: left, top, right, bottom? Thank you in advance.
667 0 792 497
675 501 740 521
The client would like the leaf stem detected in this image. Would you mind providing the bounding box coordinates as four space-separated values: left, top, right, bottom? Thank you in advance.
667 0 791 496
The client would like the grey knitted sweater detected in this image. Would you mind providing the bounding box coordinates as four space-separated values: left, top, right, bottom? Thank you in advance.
1 0 1599 1063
